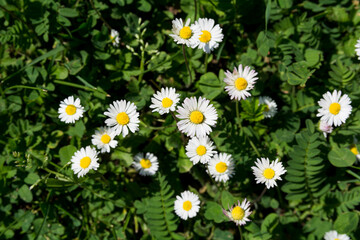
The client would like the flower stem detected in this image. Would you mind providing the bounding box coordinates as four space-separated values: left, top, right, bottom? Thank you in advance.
254 187 267 203
138 50 145 83
182 45 193 84
238 225 243 240
204 53 208 72
194 0 198 19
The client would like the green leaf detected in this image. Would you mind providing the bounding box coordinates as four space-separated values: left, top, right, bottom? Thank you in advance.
328 147 356 167
52 66 69 80
177 146 193 173
18 185 33 203
24 173 40 185
286 61 315 86
59 145 77 165
221 191 234 209
198 72 223 100
204 201 228 223
334 212 359 233
59 8 79 18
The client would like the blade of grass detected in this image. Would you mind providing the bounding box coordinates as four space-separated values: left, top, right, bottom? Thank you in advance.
54 80 110 97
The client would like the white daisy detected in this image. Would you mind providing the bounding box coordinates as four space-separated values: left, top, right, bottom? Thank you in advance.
222 199 252 226
71 146 100 178
192 18 224 53
110 29 120 47
185 136 216 165
176 96 218 138
149 87 180 115
319 120 333 138
104 100 140 137
251 158 286 189
355 39 360 60
259 96 277 118
58 96 85 124
132 152 159 176
317 90 352 127
324 230 350 240
224 64 258 101
207 153 235 183
174 190 200 220
169 18 199 47
91 127 118 153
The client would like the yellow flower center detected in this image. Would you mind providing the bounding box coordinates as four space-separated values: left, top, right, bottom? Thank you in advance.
65 105 77 115
350 144 359 155
234 77 248 90
334 239 340 240
231 206 245 220
80 156 91 169
264 105 270 112
140 159 152 169
329 102 341 115
199 30 211 43
183 200 192 211
162 97 173 108
179 26 192 39
263 168 275 179
215 162 227 173
101 134 111 144
196 145 207 156
190 110 204 124
116 112 130 125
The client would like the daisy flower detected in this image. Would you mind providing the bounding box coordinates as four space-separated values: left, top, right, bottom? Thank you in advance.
185 136 216 165
176 96 218 138
174 190 200 220
132 152 159 176
224 64 258 101
110 29 120 47
222 199 252 226
259 96 277 118
91 127 118 153
319 120 333 138
207 153 235 183
317 90 352 127
104 100 140 137
169 18 199 47
324 230 350 240
149 87 180 115
192 18 224 53
251 158 286 189
355 39 360 59
58 96 85 124
71 146 100 178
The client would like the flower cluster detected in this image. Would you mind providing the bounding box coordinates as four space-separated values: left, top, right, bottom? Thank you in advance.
169 18 224 53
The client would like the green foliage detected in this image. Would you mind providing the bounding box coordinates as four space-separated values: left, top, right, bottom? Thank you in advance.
282 120 330 202
1 0 360 239
136 174 183 240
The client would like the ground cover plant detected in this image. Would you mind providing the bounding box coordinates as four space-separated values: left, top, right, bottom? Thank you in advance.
1 0 360 239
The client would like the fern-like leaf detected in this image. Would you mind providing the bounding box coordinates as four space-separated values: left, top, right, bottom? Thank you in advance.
327 187 360 214
282 120 330 203
141 174 184 240
328 59 355 88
